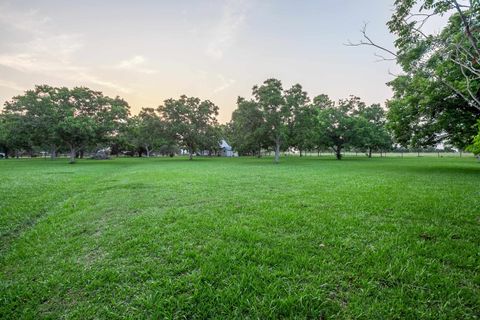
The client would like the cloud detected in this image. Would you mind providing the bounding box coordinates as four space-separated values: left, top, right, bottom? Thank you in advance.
213 74 235 93
206 0 251 59
0 4 130 94
115 55 157 74
0 5 50 35
0 79 24 91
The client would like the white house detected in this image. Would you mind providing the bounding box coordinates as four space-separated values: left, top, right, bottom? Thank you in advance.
219 139 236 157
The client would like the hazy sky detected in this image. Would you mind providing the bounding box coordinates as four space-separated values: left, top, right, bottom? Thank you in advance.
0 0 441 122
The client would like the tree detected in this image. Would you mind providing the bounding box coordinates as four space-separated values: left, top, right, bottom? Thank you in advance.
354 103 392 157
229 97 267 156
54 87 130 163
466 120 480 156
387 72 478 150
158 95 219 160
310 94 335 154
1 86 130 163
126 108 167 157
349 0 480 150
317 96 365 160
252 79 290 163
1 108 34 158
2 85 62 158
0 115 11 158
286 84 312 156
387 0 480 110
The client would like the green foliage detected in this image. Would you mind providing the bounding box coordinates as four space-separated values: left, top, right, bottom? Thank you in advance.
229 82 394 160
286 84 313 155
158 95 219 159
1 86 130 162
385 1 480 149
229 97 268 156
317 96 382 159
354 103 392 157
232 79 318 162
124 108 169 157
252 78 289 163
387 71 478 149
466 120 480 155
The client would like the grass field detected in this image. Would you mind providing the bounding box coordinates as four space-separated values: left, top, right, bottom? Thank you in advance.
1 156 479 319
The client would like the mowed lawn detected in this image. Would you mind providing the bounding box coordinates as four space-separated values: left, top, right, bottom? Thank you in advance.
0 156 479 319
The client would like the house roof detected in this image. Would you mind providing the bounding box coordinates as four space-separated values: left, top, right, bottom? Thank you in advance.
219 139 233 151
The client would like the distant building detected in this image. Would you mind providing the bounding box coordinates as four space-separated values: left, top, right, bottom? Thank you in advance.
219 139 236 157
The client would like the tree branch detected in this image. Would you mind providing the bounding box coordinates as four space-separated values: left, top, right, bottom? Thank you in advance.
345 23 398 59
451 0 480 58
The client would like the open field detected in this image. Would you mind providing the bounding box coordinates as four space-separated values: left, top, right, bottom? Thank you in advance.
1 156 479 319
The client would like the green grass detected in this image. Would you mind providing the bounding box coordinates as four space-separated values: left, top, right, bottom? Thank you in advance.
1 156 479 319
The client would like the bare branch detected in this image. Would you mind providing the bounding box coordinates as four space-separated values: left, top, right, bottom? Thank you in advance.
347 14 480 111
458 58 480 108
374 52 397 62
388 69 401 77
345 23 398 58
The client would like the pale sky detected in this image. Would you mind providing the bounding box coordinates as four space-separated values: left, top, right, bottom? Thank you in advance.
0 0 445 122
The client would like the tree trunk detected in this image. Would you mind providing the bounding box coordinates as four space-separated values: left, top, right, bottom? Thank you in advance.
335 146 342 160
299 149 303 157
189 149 193 160
146 147 150 157
274 138 280 163
50 145 56 160
69 147 76 164
368 148 372 158
80 150 84 159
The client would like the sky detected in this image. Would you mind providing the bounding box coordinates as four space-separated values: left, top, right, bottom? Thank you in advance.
0 0 444 122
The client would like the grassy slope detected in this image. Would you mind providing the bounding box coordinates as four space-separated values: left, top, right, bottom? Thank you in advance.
0 156 479 319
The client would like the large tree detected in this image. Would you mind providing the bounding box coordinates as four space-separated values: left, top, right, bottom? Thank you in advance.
317 96 366 160
466 120 480 156
54 87 130 163
354 103 392 157
286 84 313 156
252 79 290 163
158 95 219 160
350 0 479 150
126 108 167 157
0 115 11 158
229 97 267 156
1 85 130 163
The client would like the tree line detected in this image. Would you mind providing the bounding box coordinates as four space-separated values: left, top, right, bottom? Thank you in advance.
0 76 477 163
0 81 394 163
227 79 391 161
0 86 222 163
